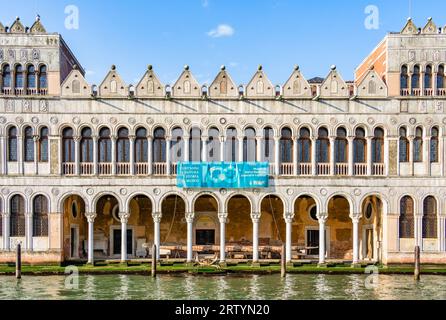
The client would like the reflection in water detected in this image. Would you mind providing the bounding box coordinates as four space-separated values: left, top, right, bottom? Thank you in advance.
0 274 446 300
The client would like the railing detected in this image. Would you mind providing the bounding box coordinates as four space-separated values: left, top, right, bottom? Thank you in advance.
153 162 167 175
2 87 12 95
412 88 422 96
317 163 330 176
373 163 385 176
280 163 294 176
400 89 410 96
424 88 434 96
135 163 149 175
62 162 76 176
39 88 48 95
80 163 94 175
1 87 48 95
116 163 131 175
98 163 112 175
335 163 348 176
26 88 38 95
354 163 368 176
171 163 178 175
438 88 446 96
298 163 312 176
14 88 25 95
269 163 276 176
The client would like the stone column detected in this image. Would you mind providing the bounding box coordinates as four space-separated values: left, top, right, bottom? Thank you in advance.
351 214 361 265
0 136 7 175
17 135 23 175
424 136 431 176
129 136 135 176
414 213 423 249
408 136 415 176
183 135 190 162
33 135 39 175
119 212 130 262
438 216 445 252
219 213 227 264
318 214 328 265
111 135 117 175
201 136 208 163
274 136 280 176
366 136 373 176
74 136 81 176
433 72 438 96
220 136 225 162
420 71 425 96
347 136 354 176
85 212 97 265
251 212 260 263
92 135 98 176
25 212 33 252
186 212 194 263
147 135 153 175
440 133 445 177
293 136 298 176
256 136 262 162
285 213 295 263
238 136 244 162
329 136 336 175
311 136 317 176
2 213 10 251
166 136 172 175
384 135 390 176
152 212 162 260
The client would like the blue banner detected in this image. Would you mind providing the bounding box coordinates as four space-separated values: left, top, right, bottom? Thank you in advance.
177 162 270 189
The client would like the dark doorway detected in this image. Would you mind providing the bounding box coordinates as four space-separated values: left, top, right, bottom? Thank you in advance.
70 227 77 258
196 230 215 245
306 230 320 256
113 229 133 256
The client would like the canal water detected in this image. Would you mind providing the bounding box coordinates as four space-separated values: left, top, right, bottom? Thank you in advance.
0 274 445 300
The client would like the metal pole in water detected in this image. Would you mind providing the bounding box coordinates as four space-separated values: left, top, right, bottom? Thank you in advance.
414 245 420 281
151 244 157 278
281 243 286 278
16 243 22 279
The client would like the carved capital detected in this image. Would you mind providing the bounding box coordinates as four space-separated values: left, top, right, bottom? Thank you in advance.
218 213 228 224
350 213 362 223
185 212 195 223
85 212 97 223
73 136 82 142
128 135 136 141
1 212 10 218
152 212 162 223
251 212 261 223
119 212 131 224
317 212 328 223
33 135 40 142
24 212 33 218
284 213 295 224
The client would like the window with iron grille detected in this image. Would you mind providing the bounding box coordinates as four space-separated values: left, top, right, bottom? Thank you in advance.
399 127 409 163
423 196 437 239
8 126 18 162
10 195 25 237
135 127 148 163
399 196 414 239
24 126 34 162
280 128 293 163
39 127 49 162
33 195 48 237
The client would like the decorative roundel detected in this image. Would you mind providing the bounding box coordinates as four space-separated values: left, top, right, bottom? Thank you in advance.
354 189 362 196
253 189 260 195
72 117 81 125
86 188 94 196
15 117 24 124
201 118 210 125
416 189 425 197
1 188 10 196
120 188 127 196
409 118 417 125
165 117 173 125
320 188 328 196
425 117 433 125
50 116 59 125
220 188 227 195
25 188 33 196
128 117 137 125
238 118 246 125
220 118 227 125
187 189 194 195
293 118 300 125
330 117 338 125
0 116 6 124
31 117 39 124
146 117 154 125
390 117 398 125
91 117 99 125
257 118 264 125
367 117 375 125
311 118 319 125
51 188 60 196
153 188 161 196
183 118 191 125
109 117 118 125
287 189 294 196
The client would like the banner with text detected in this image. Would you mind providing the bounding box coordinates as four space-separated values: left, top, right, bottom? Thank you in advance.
177 162 270 189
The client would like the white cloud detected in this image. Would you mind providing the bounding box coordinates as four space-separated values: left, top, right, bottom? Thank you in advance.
85 70 95 76
202 0 209 8
207 24 235 38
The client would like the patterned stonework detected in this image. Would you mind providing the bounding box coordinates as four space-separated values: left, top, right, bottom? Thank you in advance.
50 140 59 174
389 140 398 176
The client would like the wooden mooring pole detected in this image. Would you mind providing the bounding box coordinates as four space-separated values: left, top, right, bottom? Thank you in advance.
16 243 22 279
151 244 157 278
281 243 286 278
414 245 420 281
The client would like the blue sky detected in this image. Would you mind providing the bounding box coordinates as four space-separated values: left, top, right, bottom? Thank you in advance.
1 0 445 85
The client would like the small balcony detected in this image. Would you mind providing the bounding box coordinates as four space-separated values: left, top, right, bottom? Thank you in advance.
153 163 167 175
335 163 348 176
424 88 434 96
62 163 76 176
280 163 294 176
354 163 367 176
98 163 112 175
80 163 94 175
317 163 330 176
116 163 131 175
438 88 446 96
298 163 312 176
171 163 178 176
135 163 149 175
372 163 385 176
412 88 422 96
400 89 410 96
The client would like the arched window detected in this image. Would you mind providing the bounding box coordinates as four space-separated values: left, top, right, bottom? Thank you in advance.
437 64 445 90
153 127 166 163
430 127 439 163
63 127 75 163
413 127 423 162
207 127 220 162
10 195 25 237
15 65 24 89
98 127 111 163
0 199 2 237
298 127 311 163
33 195 48 237
24 126 34 162
335 127 348 163
354 128 366 163
38 65 47 89
80 127 93 163
243 127 257 162
39 127 48 162
135 127 148 163
8 126 18 162
117 128 130 163
316 127 329 163
423 196 437 239
399 196 414 239
27 65 36 89
263 127 275 162
225 127 238 162
170 127 183 163
412 65 420 90
2 64 11 89
280 128 293 163
399 127 409 163
189 127 202 162
372 128 384 163
425 65 433 89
